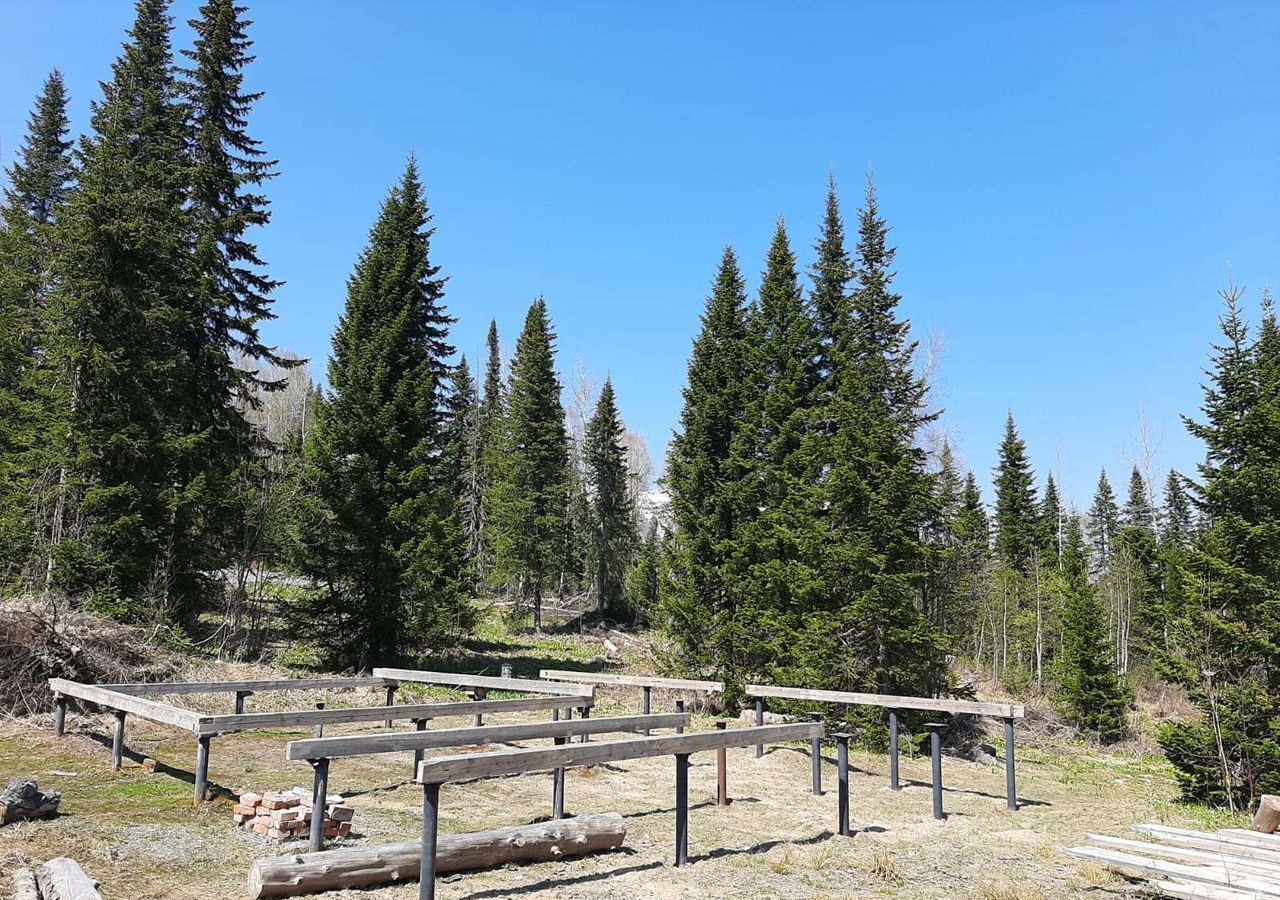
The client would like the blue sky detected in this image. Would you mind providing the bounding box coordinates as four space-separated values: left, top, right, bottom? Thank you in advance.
2 1 1277 508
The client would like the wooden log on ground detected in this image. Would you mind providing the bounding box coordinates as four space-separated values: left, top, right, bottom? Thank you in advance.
1254 795 1280 834
34 857 102 900
10 868 40 900
246 812 627 898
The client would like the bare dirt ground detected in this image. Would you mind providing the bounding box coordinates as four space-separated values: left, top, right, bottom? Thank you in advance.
0 682 1244 900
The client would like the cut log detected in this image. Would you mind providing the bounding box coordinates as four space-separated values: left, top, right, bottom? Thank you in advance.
1254 795 1280 834
34 858 102 899
247 812 627 898
1 778 61 825
11 868 40 900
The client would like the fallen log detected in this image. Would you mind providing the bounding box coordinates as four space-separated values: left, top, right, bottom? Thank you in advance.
1253 795 1280 834
34 858 102 899
11 868 40 900
247 812 627 898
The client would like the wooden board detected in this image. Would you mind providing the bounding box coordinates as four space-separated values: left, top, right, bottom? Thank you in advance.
101 677 394 695
539 669 724 693
287 712 692 760
1221 829 1280 848
745 683 1024 719
1086 834 1280 878
48 679 203 732
416 722 823 784
1133 824 1280 864
196 695 588 736
1153 879 1266 899
373 667 594 698
1066 845 1280 898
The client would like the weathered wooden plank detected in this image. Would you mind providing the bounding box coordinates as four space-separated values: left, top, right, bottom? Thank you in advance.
1065 846 1280 898
539 669 724 693
1087 834 1280 878
287 712 692 760
1153 879 1265 900
1133 824 1280 864
1221 829 1280 848
373 667 594 698
48 679 202 732
745 683 1024 719
196 695 587 736
416 722 822 784
102 677 395 695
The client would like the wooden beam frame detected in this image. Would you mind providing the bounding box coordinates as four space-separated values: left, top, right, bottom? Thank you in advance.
49 678 203 731
101 676 395 695
745 683 1024 719
539 669 724 693
373 667 594 698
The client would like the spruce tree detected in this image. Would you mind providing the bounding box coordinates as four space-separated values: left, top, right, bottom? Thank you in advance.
1161 470 1193 548
625 519 662 622
488 298 569 630
449 356 484 592
1038 474 1062 564
300 157 467 666
993 413 1038 573
473 320 504 586
810 174 852 390
1088 470 1119 573
1057 515 1129 741
584 378 635 616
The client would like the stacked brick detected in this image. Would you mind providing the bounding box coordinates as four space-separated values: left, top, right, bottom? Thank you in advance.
233 788 354 843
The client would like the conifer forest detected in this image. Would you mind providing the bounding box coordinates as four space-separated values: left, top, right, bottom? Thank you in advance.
2 0 1277 823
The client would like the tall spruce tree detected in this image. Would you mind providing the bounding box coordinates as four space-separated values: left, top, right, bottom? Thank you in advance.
810 174 852 390
993 413 1038 573
1088 470 1119 573
300 157 467 666
488 298 569 630
449 356 484 592
473 319 504 586
625 519 662 622
584 377 635 616
1038 474 1062 565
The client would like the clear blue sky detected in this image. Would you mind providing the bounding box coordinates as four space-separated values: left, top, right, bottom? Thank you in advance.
2 1 1277 508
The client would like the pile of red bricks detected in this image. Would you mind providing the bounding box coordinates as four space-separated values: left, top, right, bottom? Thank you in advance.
233 788 354 843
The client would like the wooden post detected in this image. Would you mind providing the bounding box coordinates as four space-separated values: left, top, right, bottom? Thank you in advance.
927 722 945 820
552 737 566 819
384 685 398 730
642 686 651 735
834 732 851 836
755 697 764 757
579 705 590 743
419 782 441 900
810 712 823 795
674 753 690 866
412 719 427 777
888 710 900 791
111 710 126 771
53 695 66 737
309 758 330 852
314 701 325 739
195 734 211 803
675 699 685 734
715 721 728 806
472 688 487 728
552 707 559 721
1004 717 1017 811
234 690 252 715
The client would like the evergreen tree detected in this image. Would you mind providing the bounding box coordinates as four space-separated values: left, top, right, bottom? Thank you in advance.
300 157 468 666
1161 470 1193 549
810 174 852 389
449 356 484 592
488 297 569 630
473 319 504 586
1057 515 1129 741
625 519 662 621
1038 473 1062 564
993 412 1038 573
922 441 964 633
1087 470 1119 573
584 378 635 616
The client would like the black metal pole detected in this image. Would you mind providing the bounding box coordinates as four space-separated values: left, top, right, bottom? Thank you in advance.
927 722 944 820
111 710 126 771
412 718 427 778
1004 716 1017 811
676 698 685 734
309 757 330 851
674 753 690 866
419 782 441 900
314 701 325 738
234 690 251 715
580 704 591 742
888 710 900 791
755 698 764 758
834 732 851 837
642 686 651 735
473 688 486 727
810 712 823 795
552 736 566 819
384 684 398 730
195 734 211 804
53 695 66 737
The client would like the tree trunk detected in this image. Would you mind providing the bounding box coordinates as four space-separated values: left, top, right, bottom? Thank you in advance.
1252 795 1280 834
10 868 39 900
247 812 627 898
34 858 101 900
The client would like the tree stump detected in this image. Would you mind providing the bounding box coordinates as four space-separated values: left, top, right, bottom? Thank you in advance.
1252 794 1280 834
0 778 61 825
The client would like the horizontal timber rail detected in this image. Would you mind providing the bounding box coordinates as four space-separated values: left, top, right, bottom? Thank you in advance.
288 712 691 760
539 670 724 693
49 679 203 731
745 684 1024 718
412 722 824 900
195 695 589 736
373 667 594 698
101 676 396 695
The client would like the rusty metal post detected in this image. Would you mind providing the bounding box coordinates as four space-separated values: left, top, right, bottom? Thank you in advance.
715 721 728 805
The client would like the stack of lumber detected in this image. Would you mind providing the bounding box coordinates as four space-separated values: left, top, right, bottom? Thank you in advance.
233 789 354 843
11 858 102 899
1067 819 1280 898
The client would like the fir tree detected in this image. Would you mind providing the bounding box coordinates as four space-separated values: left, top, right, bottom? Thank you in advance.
449 356 484 591
584 378 635 616
1087 470 1119 573
472 319 504 586
1038 473 1062 564
300 157 467 666
1057 515 1129 741
625 519 662 621
810 174 852 390
993 412 1038 573
1161 470 1193 549
488 297 569 630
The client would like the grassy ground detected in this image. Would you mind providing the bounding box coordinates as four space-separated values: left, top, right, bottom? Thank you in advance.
0 614 1244 899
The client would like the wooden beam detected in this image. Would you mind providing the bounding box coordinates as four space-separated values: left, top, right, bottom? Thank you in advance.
416 722 822 784
1133 824 1280 864
1152 880 1266 900
1221 829 1280 848
48 679 202 732
1065 845 1280 898
287 712 692 760
539 669 724 693
373 667 593 698
1086 834 1280 878
745 683 1024 719
101 676 395 695
196 695 588 736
